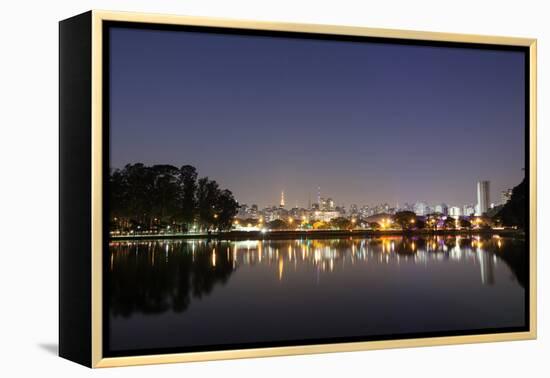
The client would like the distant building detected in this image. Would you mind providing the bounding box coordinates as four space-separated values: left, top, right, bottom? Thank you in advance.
414 202 429 216
359 206 371 218
463 204 475 216
280 190 285 208
476 180 490 215
449 206 461 219
501 188 513 204
312 210 341 222
401 202 414 212
434 203 448 215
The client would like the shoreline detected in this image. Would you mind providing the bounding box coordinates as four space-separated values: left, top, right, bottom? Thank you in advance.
110 228 523 241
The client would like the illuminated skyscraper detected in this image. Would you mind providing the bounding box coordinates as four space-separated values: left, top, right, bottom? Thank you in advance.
280 190 285 208
476 180 490 215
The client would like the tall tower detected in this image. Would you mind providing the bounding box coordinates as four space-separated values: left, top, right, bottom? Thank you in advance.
476 180 490 215
317 186 321 207
280 190 285 208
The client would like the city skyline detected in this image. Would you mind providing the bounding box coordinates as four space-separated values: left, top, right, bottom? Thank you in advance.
109 27 525 209
234 179 512 211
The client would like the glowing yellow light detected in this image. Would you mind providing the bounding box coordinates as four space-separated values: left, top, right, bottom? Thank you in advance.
288 217 294 224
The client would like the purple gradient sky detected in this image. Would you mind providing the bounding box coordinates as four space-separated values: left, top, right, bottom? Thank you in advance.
109 27 525 208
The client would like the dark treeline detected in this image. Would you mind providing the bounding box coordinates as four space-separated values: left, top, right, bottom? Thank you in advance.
110 163 239 232
495 177 526 228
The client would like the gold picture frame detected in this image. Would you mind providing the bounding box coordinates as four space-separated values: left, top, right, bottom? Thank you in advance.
59 10 537 368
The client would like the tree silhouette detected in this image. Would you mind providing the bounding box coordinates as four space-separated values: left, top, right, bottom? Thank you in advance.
495 178 526 228
178 165 198 230
109 163 239 233
393 211 417 231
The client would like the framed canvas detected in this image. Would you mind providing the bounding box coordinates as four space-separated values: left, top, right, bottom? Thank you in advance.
59 10 537 368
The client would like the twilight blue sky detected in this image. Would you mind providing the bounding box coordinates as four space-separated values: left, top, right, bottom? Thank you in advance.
109 27 525 208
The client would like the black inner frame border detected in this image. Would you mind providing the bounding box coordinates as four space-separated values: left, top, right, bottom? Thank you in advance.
101 20 531 358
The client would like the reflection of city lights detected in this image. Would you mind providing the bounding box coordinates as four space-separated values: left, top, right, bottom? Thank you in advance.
113 235 509 289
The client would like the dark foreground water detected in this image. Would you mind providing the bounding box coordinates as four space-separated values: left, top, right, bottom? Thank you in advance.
107 235 526 354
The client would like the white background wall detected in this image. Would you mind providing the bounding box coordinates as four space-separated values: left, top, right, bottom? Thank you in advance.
0 0 547 376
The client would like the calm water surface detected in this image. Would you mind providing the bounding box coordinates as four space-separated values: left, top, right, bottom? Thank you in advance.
107 235 526 353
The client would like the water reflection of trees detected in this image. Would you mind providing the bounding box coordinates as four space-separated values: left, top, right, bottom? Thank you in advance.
108 236 526 317
109 240 234 317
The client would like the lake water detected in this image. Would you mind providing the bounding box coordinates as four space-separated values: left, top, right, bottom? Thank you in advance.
106 235 526 355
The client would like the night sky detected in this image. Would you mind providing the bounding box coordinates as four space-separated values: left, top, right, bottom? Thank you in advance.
109 26 525 209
